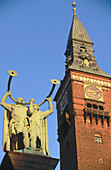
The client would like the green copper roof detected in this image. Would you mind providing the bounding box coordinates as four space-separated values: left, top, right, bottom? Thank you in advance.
67 14 93 48
64 2 111 79
69 61 111 78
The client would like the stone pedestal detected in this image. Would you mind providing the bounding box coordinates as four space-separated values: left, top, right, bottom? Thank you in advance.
0 151 59 170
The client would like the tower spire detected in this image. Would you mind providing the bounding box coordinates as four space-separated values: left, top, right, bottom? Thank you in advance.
72 0 76 15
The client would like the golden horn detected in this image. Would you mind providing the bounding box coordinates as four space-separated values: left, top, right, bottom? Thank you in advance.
38 79 60 106
8 70 17 103
50 79 60 85
8 70 17 77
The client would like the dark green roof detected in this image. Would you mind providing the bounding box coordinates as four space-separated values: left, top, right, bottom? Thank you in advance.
69 61 111 78
67 14 93 49
65 10 111 79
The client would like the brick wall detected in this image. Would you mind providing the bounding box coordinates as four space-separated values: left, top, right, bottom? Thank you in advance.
71 70 111 170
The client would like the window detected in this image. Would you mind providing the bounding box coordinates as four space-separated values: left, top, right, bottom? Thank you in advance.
93 104 97 109
99 106 104 110
87 103 91 108
60 92 68 115
99 158 103 165
95 133 102 144
80 46 87 52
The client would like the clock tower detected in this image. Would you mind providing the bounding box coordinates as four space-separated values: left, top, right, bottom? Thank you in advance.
54 1 111 170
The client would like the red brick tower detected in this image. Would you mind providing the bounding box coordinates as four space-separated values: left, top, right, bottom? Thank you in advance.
54 1 111 170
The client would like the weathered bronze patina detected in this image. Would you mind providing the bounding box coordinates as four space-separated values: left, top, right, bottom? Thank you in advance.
0 70 59 156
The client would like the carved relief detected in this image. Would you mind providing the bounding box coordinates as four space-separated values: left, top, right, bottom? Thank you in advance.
78 46 92 67
73 74 111 87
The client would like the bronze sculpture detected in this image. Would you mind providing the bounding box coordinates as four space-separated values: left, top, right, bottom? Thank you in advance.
0 70 59 155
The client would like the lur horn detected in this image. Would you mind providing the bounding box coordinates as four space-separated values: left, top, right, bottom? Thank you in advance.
7 70 17 102
38 79 60 106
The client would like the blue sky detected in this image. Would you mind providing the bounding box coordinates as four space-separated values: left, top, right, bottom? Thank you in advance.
0 0 111 169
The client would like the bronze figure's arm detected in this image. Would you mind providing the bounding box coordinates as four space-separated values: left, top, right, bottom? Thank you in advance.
29 98 35 114
0 91 12 112
43 97 53 118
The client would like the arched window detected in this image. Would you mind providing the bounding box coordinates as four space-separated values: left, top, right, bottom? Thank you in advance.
99 106 104 110
87 103 91 108
80 46 87 52
95 133 102 144
93 104 97 109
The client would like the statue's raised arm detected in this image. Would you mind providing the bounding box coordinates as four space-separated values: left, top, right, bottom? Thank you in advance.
42 97 53 119
1 91 12 112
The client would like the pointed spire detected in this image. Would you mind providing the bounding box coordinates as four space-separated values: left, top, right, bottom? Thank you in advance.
72 0 76 15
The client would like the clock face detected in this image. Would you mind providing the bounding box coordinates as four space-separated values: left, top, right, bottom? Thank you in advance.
85 85 102 100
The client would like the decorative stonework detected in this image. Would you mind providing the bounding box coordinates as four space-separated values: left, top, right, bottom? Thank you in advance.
73 74 111 87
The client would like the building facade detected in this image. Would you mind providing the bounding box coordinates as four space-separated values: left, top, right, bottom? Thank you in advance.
54 1 111 170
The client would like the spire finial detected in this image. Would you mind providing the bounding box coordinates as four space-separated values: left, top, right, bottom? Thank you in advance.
72 0 76 15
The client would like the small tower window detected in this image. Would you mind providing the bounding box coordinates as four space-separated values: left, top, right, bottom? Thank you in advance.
99 106 104 110
80 46 87 52
93 104 97 109
87 103 91 108
95 133 102 144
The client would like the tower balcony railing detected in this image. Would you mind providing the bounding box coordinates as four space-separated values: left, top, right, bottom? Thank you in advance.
85 107 109 116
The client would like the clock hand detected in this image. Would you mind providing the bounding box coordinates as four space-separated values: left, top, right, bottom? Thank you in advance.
87 90 97 94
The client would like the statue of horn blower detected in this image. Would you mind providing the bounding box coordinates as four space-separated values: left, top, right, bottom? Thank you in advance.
7 70 60 105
